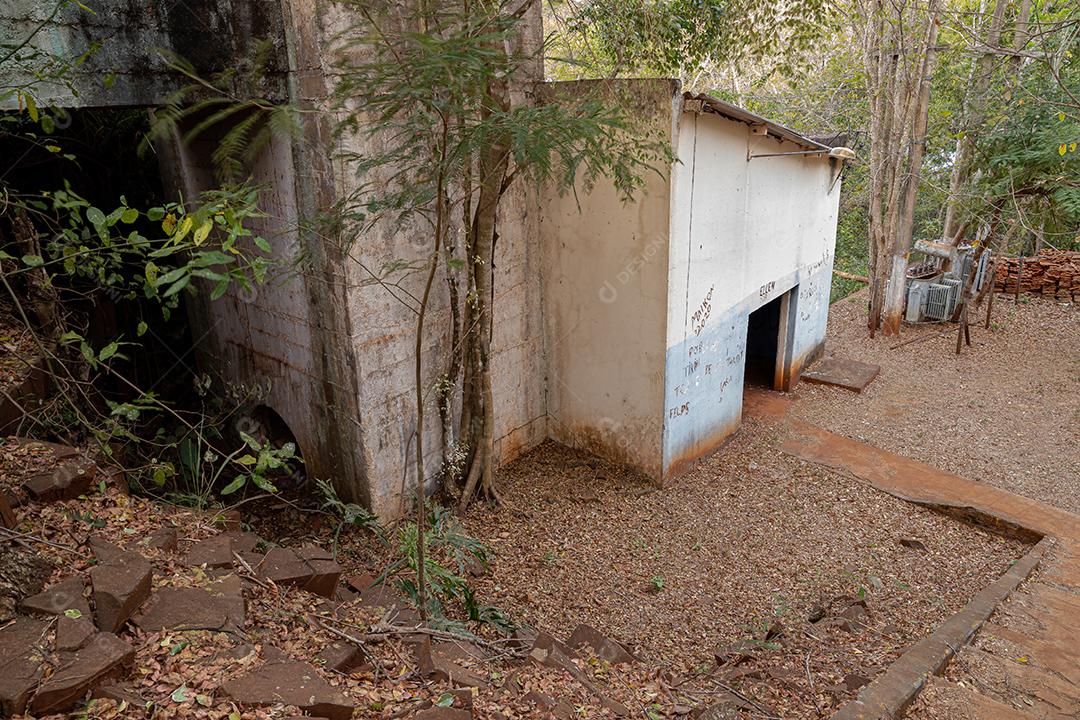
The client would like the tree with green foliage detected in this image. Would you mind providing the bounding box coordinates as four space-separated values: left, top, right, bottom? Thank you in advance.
545 0 833 86
330 0 670 618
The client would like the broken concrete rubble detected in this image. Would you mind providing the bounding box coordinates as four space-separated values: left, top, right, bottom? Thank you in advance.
135 575 246 632
181 533 234 568
91 682 149 707
30 631 135 714
88 538 152 632
900 537 928 551
0 617 47 717
218 660 355 720
256 545 342 598
182 531 260 568
807 594 870 633
414 635 489 688
567 623 637 664
18 575 91 619
316 640 367 673
836 600 869 633
55 615 98 651
22 457 97 502
146 526 178 552
345 573 419 625
530 631 630 716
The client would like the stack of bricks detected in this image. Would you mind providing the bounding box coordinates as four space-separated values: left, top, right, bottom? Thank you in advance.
994 249 1080 301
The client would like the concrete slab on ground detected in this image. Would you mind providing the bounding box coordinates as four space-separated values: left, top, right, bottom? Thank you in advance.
801 357 881 392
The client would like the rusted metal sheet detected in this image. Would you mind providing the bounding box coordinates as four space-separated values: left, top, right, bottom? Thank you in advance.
683 92 829 152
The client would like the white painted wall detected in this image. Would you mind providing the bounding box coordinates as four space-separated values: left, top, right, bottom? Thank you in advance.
661 110 840 479
539 80 680 479
541 93 841 482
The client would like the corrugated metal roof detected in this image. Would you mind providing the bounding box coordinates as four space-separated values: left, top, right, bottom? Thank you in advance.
682 92 829 152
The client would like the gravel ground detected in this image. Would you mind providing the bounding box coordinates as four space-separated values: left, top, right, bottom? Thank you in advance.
790 290 1080 514
465 416 1029 718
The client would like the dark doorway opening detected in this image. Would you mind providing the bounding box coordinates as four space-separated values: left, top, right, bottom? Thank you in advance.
744 294 784 389
0 107 196 397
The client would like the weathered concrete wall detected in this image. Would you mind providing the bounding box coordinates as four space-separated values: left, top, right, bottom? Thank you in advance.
5 0 549 518
331 1 548 517
1 0 288 109
539 94 841 482
156 0 369 505
539 79 679 480
662 110 840 479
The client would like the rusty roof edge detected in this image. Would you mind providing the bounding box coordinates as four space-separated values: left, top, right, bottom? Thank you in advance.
683 92 829 152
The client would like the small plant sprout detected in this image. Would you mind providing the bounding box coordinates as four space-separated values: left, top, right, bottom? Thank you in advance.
649 575 664 592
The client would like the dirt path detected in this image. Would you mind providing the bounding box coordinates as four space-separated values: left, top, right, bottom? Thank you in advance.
790 291 1080 515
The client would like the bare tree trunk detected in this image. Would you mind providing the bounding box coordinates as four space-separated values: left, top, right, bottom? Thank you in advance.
438 189 463 483
458 66 511 510
1009 0 1033 80
5 211 59 339
411 113 451 622
880 0 943 336
863 0 890 334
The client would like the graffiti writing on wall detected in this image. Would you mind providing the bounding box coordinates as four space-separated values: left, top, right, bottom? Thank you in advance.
668 402 690 419
691 285 714 336
803 248 834 277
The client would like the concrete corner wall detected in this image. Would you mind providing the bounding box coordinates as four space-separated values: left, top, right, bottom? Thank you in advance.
539 79 680 481
335 1 548 517
157 0 370 506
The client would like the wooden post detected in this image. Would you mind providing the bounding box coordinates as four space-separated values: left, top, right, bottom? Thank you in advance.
964 308 971 346
956 307 965 355
1015 257 1023 301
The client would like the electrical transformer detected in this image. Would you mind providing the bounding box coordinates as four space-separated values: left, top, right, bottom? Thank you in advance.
903 245 990 324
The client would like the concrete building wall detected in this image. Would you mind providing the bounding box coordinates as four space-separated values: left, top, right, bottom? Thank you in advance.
4 0 843 513
156 0 369 505
661 109 841 479
662 113 752 477
538 80 679 479
6 0 549 518
534 89 842 484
